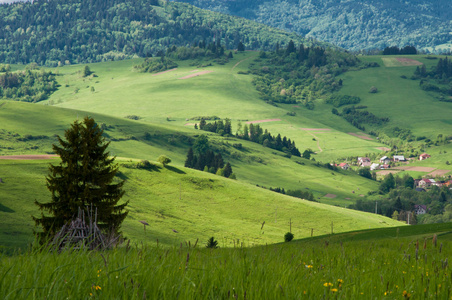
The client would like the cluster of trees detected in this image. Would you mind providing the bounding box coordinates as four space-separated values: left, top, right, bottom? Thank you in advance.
198 118 232 136
196 119 302 157
326 95 361 108
332 106 389 131
165 42 233 62
350 173 452 224
134 57 178 73
0 70 57 102
269 187 316 202
382 46 417 55
414 57 452 97
176 0 451 52
0 0 304 66
184 135 234 178
249 40 360 108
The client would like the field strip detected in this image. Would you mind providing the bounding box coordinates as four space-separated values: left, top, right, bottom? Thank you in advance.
245 119 281 124
324 193 337 198
377 170 400 176
392 166 436 172
152 68 177 76
396 57 423 66
301 128 331 131
376 147 391 151
0 155 59 160
381 57 422 67
428 169 451 177
348 132 373 140
178 70 213 80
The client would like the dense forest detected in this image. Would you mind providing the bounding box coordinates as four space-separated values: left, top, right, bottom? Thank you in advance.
174 0 452 53
0 0 312 66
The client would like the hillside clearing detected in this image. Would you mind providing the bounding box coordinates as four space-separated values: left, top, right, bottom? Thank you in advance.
178 70 213 79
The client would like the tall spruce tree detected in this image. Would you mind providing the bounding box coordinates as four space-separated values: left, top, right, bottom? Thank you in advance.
33 117 127 242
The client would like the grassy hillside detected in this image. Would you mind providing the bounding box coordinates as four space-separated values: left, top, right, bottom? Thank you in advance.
2 223 451 298
0 156 402 252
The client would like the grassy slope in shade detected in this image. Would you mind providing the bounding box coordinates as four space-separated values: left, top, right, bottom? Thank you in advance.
1 223 451 298
0 157 401 251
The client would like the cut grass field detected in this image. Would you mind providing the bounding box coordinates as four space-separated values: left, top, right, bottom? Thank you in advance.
1 223 451 299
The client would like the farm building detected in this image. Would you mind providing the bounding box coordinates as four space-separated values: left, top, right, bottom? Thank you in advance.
414 205 427 215
393 155 406 162
418 178 435 188
419 153 431 160
370 163 380 170
380 156 391 164
338 163 350 170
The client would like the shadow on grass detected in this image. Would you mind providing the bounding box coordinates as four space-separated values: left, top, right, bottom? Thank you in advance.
165 165 186 174
0 203 14 213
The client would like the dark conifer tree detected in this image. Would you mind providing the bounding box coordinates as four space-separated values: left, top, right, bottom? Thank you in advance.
185 147 194 168
237 42 245 52
223 162 233 178
33 117 127 242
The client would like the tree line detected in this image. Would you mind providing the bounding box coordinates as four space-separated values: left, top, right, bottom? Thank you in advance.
196 118 301 157
382 46 417 55
0 69 57 102
413 57 452 98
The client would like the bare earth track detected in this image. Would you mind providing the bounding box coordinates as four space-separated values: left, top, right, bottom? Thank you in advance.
348 132 373 141
152 68 177 76
178 70 213 80
0 155 58 160
245 119 281 124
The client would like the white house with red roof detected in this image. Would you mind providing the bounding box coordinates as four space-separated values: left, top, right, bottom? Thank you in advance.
419 153 431 160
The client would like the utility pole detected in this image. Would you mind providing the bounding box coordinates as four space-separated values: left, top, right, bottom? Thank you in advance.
375 201 378 214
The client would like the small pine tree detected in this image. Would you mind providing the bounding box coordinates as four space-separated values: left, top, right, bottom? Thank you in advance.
33 117 127 242
206 237 219 248
185 148 194 168
237 42 245 52
223 162 233 178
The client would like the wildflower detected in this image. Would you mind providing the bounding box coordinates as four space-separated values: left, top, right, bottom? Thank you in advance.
337 279 344 284
402 290 411 298
323 282 333 287
96 285 101 291
403 271 407 274
305 265 313 269
331 288 338 292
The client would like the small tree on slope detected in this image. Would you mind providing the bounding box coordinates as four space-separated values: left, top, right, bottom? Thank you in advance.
33 117 128 243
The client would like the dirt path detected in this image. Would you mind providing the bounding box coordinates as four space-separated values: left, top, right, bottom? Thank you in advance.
0 155 59 160
231 53 258 71
152 68 177 76
301 129 323 153
245 119 281 124
178 70 213 80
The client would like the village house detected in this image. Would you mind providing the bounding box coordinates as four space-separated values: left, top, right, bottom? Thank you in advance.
414 205 427 215
338 162 350 170
357 157 371 167
379 156 391 164
418 178 435 188
419 153 431 160
370 163 380 171
380 164 390 169
393 155 406 162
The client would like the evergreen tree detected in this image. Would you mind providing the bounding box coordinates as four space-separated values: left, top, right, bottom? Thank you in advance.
185 147 194 168
223 162 233 178
237 42 245 52
33 117 127 242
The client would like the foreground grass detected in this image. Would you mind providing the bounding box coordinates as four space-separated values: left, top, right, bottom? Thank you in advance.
1 224 451 299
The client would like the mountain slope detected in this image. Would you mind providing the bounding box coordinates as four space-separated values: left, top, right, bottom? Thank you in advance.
174 0 452 53
0 0 317 66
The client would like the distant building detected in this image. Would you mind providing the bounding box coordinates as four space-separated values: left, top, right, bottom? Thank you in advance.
380 156 391 164
414 205 427 215
419 153 431 160
393 155 406 162
338 162 350 170
419 178 435 188
370 163 380 170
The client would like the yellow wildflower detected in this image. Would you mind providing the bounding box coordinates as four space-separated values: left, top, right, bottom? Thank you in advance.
331 288 338 292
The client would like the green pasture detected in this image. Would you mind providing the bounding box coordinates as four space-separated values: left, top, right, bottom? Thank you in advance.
0 158 401 252
338 55 452 139
42 52 388 163
1 223 451 299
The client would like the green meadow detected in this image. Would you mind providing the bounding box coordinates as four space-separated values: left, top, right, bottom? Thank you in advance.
1 223 451 299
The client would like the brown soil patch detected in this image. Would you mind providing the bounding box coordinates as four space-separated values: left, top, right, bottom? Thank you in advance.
376 147 391 151
395 57 423 66
392 166 436 172
324 193 337 198
184 123 196 126
301 128 331 131
152 68 177 76
348 132 373 140
377 170 400 176
178 70 213 80
245 119 281 124
0 155 58 160
428 169 451 177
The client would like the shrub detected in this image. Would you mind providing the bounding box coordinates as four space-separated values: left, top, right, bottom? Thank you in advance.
369 86 378 93
158 155 171 167
284 232 294 242
206 237 219 248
